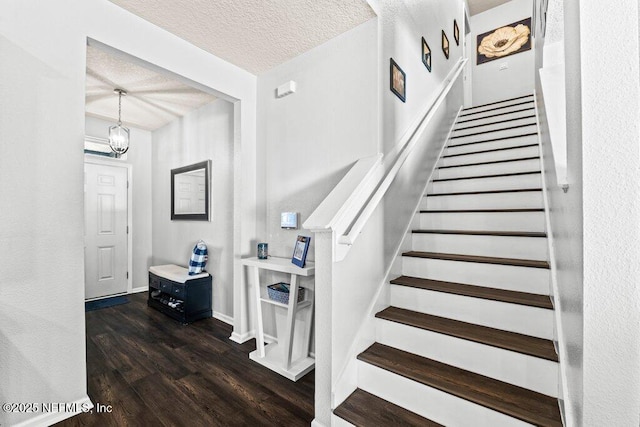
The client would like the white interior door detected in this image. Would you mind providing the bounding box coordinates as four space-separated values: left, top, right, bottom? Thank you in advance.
84 162 128 300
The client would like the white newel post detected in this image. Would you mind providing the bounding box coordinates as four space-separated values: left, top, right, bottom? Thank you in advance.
311 230 333 427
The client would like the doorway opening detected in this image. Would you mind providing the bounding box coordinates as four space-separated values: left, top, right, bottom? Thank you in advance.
83 38 237 308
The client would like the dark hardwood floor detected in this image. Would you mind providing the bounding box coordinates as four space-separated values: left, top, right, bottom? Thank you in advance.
57 293 314 427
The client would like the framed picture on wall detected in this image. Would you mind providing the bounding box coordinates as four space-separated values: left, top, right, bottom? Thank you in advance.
442 30 450 59
389 58 406 102
421 37 432 72
292 235 311 268
454 20 460 46
476 17 532 65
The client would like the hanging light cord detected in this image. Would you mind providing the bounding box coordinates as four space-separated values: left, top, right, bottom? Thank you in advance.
117 90 123 126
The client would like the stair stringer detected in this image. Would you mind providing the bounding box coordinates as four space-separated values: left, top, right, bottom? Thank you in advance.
331 106 464 411
533 92 571 426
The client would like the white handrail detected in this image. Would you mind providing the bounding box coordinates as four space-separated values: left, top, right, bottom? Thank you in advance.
303 154 383 232
338 58 467 246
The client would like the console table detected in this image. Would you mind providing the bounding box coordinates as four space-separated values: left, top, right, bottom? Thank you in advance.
241 257 315 381
148 264 212 324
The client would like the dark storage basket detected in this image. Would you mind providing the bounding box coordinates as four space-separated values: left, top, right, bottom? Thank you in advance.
267 282 305 304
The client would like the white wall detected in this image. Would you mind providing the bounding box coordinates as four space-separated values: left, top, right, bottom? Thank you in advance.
578 1 640 425
153 99 235 319
85 116 153 291
534 27 583 427
372 0 465 154
0 1 256 425
0 32 89 427
254 19 378 340
533 0 584 425
256 17 378 282
468 0 534 106
536 0 640 425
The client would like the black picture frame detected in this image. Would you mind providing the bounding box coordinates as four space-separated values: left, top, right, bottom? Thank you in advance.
389 58 406 102
170 160 211 221
292 235 311 268
442 30 450 59
421 37 432 72
476 17 532 65
454 19 460 46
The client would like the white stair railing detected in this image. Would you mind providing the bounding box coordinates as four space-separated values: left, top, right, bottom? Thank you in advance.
304 58 467 427
305 58 467 260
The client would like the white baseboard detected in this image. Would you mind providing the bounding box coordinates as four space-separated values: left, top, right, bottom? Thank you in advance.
13 396 93 427
212 311 233 325
130 286 147 294
229 330 254 344
311 418 328 427
229 329 278 344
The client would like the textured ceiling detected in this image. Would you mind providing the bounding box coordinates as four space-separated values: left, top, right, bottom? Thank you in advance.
108 0 376 74
468 0 512 16
85 45 216 130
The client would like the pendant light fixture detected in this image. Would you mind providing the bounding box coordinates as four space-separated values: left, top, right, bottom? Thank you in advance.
108 88 130 155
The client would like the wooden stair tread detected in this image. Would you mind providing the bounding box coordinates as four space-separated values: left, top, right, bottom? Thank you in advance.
432 170 541 182
448 132 538 148
358 343 562 426
412 229 546 238
459 100 535 117
462 94 533 111
402 251 550 269
377 306 557 361
442 143 538 158
334 388 443 427
451 123 537 139
428 188 542 196
457 107 535 124
390 275 553 309
438 156 539 169
454 114 537 132
422 209 543 213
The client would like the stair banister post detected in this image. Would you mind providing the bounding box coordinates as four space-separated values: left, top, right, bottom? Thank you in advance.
308 229 333 427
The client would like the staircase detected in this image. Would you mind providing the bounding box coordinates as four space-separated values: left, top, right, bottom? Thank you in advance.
333 95 563 426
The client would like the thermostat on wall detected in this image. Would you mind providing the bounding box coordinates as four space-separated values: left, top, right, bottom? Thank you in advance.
281 212 298 229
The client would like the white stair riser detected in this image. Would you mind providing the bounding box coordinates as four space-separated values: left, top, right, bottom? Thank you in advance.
411 233 548 260
453 118 537 137
436 159 540 180
449 126 538 149
332 414 355 427
389 286 554 339
455 110 536 129
461 99 534 117
419 211 545 232
446 134 538 156
376 319 558 396
423 191 544 210
401 257 550 294
439 146 539 168
358 362 533 427
430 173 542 193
